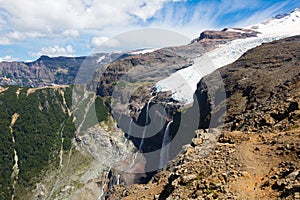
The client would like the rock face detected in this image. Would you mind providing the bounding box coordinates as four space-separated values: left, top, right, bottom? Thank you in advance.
0 55 85 86
195 35 300 132
196 28 260 41
95 49 192 98
191 28 261 51
0 53 125 87
105 35 300 199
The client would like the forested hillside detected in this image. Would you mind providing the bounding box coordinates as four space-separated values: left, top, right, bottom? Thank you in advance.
0 86 75 199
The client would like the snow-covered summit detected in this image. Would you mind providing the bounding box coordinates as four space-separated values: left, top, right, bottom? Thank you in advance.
247 8 300 35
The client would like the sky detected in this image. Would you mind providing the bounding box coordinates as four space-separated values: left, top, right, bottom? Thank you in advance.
0 0 299 62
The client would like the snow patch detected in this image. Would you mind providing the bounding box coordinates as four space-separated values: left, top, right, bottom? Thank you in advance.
97 56 106 63
129 48 158 55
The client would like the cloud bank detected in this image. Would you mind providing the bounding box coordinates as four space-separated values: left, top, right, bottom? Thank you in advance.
29 45 75 57
0 0 185 43
0 0 298 60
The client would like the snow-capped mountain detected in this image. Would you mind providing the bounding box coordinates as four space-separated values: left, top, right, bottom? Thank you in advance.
155 8 300 104
248 8 300 35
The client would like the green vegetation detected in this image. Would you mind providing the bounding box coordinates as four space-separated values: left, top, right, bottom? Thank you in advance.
285 124 300 131
0 85 112 199
72 88 109 133
95 96 109 123
77 95 109 132
181 175 202 187
0 86 76 199
0 107 14 198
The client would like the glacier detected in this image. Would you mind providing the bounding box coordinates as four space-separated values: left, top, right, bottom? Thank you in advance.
155 8 300 105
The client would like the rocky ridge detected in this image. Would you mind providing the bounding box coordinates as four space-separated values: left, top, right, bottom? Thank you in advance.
105 35 300 199
191 28 260 50
0 53 126 87
0 55 85 86
196 35 300 132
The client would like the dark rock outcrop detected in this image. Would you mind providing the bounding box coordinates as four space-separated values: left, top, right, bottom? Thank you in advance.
191 28 260 51
96 49 192 98
197 29 259 41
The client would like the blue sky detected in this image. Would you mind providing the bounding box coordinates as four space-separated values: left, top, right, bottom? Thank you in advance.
0 0 299 61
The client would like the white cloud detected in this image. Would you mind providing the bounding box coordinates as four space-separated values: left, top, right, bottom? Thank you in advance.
6 31 45 40
88 28 191 53
131 1 170 21
0 55 17 62
0 0 186 42
90 36 120 48
0 37 11 45
148 0 294 38
62 29 80 38
0 31 46 46
29 44 75 58
0 0 297 60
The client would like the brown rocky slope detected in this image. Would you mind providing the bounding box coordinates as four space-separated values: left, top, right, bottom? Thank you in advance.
106 36 300 200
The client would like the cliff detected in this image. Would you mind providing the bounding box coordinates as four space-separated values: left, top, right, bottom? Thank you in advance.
106 35 300 200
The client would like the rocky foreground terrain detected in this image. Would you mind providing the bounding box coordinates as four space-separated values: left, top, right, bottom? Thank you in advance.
108 130 300 200
105 36 300 199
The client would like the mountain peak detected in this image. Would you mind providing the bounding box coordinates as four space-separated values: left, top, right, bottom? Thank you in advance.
191 28 260 44
244 8 300 35
293 7 300 12
38 55 51 61
192 7 300 44
274 7 300 19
